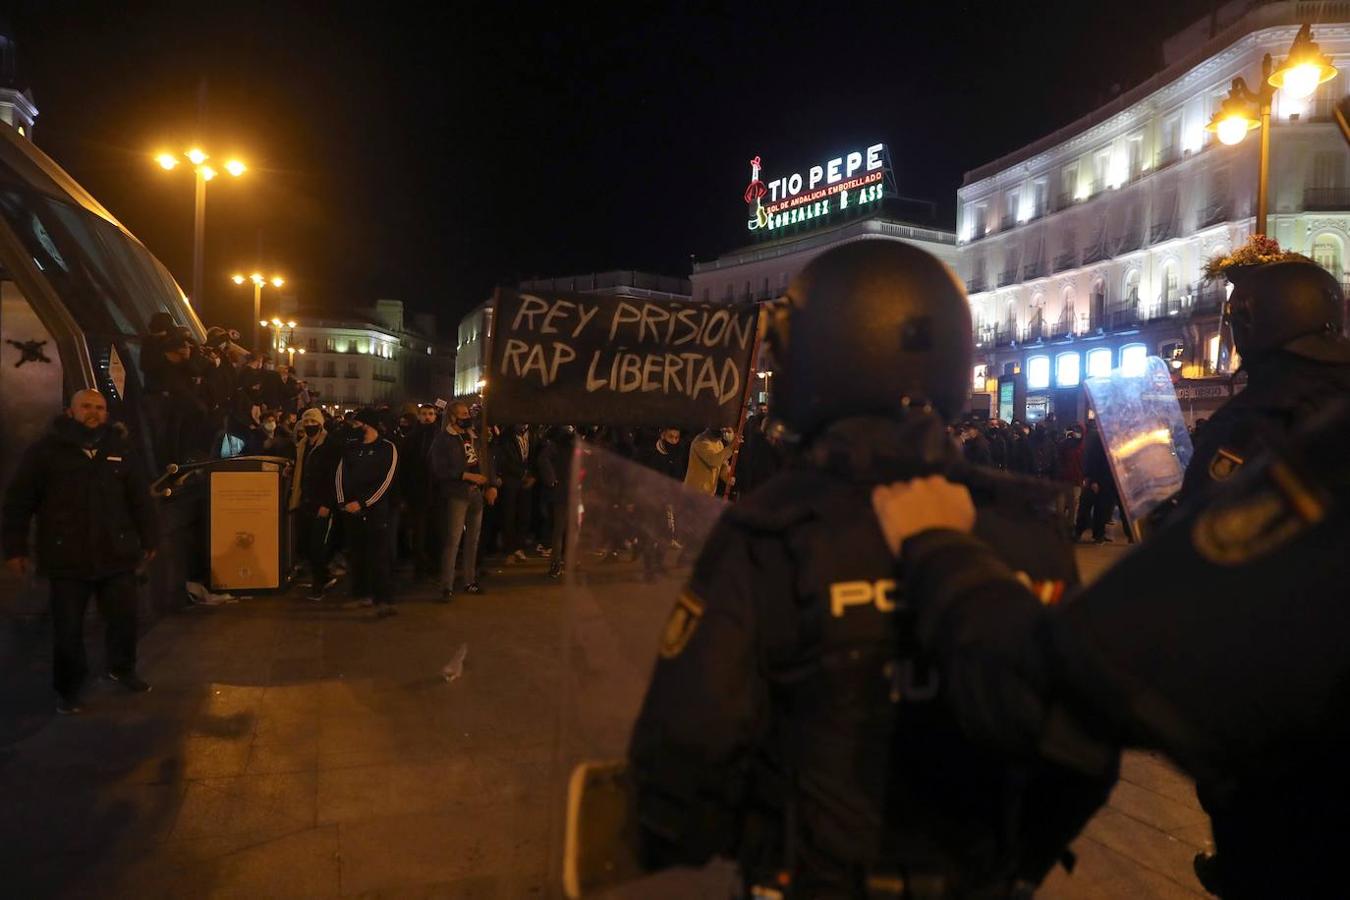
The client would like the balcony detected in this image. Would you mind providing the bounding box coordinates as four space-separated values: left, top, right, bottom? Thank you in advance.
997 269 1019 287
975 326 997 347
999 214 1016 232
1154 146 1181 171
966 276 988 294
1048 320 1072 340
1056 191 1076 211
1191 284 1227 315
1053 251 1078 273
995 327 1017 347
1107 305 1140 330
969 224 988 242
1024 320 1044 343
1304 187 1350 211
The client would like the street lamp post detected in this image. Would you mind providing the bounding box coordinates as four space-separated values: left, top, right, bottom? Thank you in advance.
232 273 285 354
1205 23 1337 236
157 149 246 306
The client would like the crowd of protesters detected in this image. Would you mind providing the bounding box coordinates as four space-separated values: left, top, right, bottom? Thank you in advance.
950 413 1144 543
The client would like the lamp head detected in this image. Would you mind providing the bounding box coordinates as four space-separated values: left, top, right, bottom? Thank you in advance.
1269 25 1337 100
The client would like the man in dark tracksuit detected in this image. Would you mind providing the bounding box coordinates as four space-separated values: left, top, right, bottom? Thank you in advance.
872 397 1350 899
2 390 158 713
336 407 399 617
398 405 441 579
628 243 1111 896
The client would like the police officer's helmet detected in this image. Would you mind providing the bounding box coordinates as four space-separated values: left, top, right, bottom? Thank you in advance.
768 240 972 436
1228 260 1350 364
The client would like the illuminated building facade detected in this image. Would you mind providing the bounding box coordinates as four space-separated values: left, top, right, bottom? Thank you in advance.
957 0 1350 425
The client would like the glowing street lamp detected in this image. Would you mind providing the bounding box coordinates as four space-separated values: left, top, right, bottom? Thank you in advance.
230 271 286 353
156 146 247 306
1204 23 1339 236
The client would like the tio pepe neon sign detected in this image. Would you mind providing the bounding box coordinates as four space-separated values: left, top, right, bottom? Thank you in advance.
745 143 888 232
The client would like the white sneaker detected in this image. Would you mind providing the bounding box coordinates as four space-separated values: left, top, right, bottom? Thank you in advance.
343 598 375 609
513 549 528 562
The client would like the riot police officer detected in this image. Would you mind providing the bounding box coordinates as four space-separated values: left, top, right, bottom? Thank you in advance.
626 241 1114 897
872 396 1350 899
1182 259 1350 498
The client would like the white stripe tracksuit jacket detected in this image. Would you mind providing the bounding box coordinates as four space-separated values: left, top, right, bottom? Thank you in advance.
335 438 399 515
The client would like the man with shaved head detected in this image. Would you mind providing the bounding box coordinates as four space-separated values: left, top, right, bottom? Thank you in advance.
3 389 158 714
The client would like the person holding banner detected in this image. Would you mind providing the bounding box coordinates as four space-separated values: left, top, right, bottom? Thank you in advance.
627 241 1107 897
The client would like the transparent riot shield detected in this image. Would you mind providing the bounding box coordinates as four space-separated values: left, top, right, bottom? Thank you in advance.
1084 356 1194 538
550 438 739 898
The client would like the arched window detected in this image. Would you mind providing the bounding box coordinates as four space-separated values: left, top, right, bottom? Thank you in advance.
1312 234 1343 279
1055 351 1081 387
1123 269 1141 305
1086 347 1113 378
1026 354 1051 390
1120 342 1148 377
1162 261 1180 302
1059 285 1075 334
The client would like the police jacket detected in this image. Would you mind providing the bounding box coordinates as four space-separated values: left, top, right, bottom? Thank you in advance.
335 436 398 514
628 414 1112 895
1 417 158 579
898 400 1350 899
1181 351 1350 499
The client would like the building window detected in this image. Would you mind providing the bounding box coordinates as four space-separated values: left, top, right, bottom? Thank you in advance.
1086 347 1113 378
325 338 336 352
1123 269 1141 305
972 364 989 391
1120 343 1148 377
308 338 318 351
323 361 336 377
1061 163 1078 200
1312 234 1342 278
1026 355 1051 390
1055 352 1081 387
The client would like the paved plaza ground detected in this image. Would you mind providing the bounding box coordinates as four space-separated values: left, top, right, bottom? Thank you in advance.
0 531 1213 898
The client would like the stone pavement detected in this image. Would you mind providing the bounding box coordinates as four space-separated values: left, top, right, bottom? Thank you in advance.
0 533 1212 898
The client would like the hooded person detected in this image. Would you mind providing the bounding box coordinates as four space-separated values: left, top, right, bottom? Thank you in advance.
626 240 1111 896
290 408 344 600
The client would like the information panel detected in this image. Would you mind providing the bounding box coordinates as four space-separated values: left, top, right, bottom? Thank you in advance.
209 469 283 591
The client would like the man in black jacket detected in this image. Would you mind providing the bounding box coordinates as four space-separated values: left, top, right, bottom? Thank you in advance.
2 390 159 713
336 407 400 617
428 401 496 601
289 408 343 600
496 424 536 563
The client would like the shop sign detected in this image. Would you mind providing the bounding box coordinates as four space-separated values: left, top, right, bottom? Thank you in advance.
744 143 890 233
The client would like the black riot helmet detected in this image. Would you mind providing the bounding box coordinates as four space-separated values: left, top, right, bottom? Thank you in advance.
767 240 972 436
1227 260 1350 364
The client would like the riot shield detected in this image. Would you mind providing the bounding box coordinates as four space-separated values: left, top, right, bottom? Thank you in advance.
550 438 739 898
1084 356 1194 538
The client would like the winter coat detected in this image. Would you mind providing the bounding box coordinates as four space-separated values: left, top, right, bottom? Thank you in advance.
2 417 158 579
684 432 733 495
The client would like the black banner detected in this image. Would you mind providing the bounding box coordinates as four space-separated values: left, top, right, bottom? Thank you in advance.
487 289 759 427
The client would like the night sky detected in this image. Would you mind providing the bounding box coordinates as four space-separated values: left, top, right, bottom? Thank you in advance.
8 0 1217 337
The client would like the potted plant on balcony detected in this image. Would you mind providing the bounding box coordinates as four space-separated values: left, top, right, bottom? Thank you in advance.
1203 234 1312 284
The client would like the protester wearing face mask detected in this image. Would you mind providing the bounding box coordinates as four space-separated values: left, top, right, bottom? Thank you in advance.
684 425 738 496
429 401 497 602
2 390 158 714
335 408 401 617
289 408 344 600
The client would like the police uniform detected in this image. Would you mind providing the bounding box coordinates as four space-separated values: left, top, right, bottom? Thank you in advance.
1182 259 1350 499
626 242 1113 897
897 399 1350 899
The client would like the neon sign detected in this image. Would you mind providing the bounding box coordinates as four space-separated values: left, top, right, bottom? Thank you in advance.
746 143 889 232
